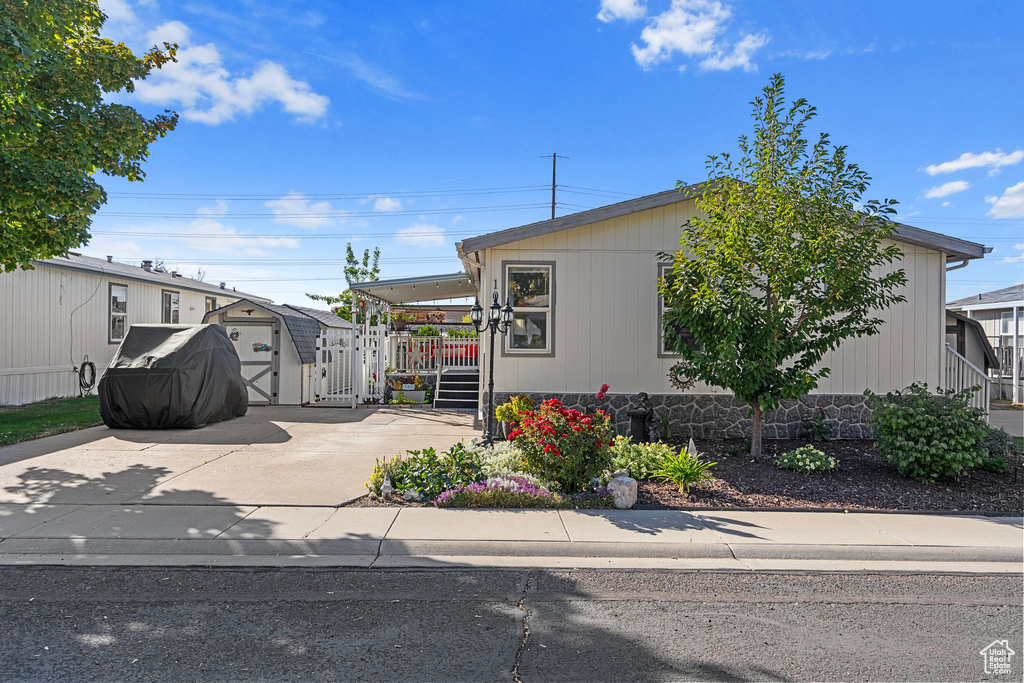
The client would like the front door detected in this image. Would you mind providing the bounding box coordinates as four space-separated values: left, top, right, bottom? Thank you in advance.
226 321 279 405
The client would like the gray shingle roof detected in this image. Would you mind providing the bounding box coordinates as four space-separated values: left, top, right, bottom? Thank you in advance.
284 304 352 329
36 253 270 302
947 284 1024 309
257 302 322 365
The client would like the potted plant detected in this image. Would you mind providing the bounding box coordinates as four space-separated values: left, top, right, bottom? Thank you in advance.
389 375 428 403
495 394 535 438
392 312 416 331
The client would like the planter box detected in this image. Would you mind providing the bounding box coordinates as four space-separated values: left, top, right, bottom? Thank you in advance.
393 390 426 403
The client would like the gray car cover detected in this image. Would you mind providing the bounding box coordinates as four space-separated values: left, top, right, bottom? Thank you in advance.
99 324 248 429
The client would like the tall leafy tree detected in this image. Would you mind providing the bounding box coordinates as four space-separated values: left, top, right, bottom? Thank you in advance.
307 243 381 323
1 0 178 271
659 74 907 457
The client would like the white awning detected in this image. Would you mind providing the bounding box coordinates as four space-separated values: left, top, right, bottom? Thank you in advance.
349 272 476 305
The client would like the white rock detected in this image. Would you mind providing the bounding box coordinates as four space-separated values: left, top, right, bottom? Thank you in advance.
612 469 629 479
402 490 421 502
607 476 638 510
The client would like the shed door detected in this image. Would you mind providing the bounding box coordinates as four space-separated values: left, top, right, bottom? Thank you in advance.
226 321 280 405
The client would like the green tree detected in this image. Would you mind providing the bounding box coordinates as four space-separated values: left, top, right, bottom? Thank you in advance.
1 0 179 271
659 74 907 457
307 243 381 323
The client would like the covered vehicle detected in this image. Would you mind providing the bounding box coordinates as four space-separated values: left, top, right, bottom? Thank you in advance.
99 324 248 429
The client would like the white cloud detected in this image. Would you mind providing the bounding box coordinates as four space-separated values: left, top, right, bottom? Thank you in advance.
1002 243 1024 263
924 149 1024 176
699 31 769 72
622 0 768 72
597 0 647 22
133 21 329 124
83 234 147 259
196 199 229 216
99 0 138 24
923 180 970 199
371 197 402 213
395 224 445 247
265 192 339 230
987 181 1024 219
304 51 425 101
183 218 300 255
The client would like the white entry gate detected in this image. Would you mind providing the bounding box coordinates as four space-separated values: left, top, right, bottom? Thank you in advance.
312 323 389 407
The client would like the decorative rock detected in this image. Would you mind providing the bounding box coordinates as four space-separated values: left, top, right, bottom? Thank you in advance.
402 490 421 502
612 469 629 479
368 492 378 501
608 476 638 509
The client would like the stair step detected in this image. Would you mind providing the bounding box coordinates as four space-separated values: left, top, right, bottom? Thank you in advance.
433 398 478 409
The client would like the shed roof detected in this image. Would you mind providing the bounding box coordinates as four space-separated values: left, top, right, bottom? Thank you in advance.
947 284 1023 310
205 299 348 365
457 184 989 262
34 253 271 302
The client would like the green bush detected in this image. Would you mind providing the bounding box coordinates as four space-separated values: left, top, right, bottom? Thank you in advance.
977 455 1008 474
866 383 989 483
653 450 716 492
367 442 482 498
465 440 551 486
607 436 677 480
984 427 1022 459
774 445 838 473
413 324 442 337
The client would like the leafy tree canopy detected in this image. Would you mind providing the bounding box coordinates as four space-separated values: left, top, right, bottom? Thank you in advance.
1 0 178 272
307 243 381 323
659 74 907 457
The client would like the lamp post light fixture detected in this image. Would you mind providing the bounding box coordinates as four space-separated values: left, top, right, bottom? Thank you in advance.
471 282 514 443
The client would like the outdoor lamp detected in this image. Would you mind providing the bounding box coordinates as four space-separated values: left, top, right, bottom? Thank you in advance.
472 283 514 444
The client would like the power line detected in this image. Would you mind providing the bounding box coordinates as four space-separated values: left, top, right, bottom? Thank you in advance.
96 202 552 220
107 185 551 201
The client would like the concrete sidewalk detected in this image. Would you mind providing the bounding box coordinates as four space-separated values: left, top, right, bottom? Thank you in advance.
1 504 1019 573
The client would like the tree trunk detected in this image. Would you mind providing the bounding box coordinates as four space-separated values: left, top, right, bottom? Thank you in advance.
750 403 763 458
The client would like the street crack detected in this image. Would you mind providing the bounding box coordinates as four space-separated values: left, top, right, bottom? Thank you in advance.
512 570 534 683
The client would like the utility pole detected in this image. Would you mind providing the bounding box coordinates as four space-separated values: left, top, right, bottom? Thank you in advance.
541 153 567 219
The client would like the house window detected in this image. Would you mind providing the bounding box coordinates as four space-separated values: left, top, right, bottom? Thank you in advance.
505 263 552 354
206 296 218 313
162 290 180 323
658 263 697 356
109 284 128 343
1001 311 1022 348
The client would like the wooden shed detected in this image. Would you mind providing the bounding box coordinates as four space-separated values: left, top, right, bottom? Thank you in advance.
204 300 352 405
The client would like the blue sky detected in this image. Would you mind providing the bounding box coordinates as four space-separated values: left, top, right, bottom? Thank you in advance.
85 0 1024 307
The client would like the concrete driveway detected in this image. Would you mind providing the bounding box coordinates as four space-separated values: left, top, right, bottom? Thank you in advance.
0 407 478 507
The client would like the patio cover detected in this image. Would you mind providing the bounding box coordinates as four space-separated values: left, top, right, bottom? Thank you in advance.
349 272 476 305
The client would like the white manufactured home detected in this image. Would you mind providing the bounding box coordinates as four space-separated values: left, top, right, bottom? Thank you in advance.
0 253 268 406
947 284 1023 401
351 186 991 439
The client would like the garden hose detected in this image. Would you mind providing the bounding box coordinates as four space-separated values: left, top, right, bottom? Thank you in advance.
77 356 97 397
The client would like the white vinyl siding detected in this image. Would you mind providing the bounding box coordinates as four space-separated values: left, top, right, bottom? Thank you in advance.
483 197 945 397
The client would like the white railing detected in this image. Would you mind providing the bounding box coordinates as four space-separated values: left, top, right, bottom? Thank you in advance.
945 345 991 417
390 335 479 373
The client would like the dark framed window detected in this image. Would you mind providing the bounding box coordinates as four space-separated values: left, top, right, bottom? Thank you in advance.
109 283 128 343
504 263 553 354
162 290 180 324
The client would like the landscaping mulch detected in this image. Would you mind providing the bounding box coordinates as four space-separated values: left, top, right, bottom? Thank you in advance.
638 439 1024 513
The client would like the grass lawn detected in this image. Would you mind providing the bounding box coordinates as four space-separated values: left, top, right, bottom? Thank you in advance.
0 396 103 446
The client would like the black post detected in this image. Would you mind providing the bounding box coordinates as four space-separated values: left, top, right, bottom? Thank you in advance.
485 322 497 442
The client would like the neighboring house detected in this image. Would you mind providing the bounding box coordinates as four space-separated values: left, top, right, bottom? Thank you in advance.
355 186 990 438
947 284 1023 401
204 299 353 406
0 253 269 406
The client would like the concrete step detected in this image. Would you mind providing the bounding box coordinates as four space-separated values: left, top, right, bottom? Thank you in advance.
433 397 478 409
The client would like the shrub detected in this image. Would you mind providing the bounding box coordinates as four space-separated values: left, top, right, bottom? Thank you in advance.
654 450 716 492
774 445 838 473
510 399 614 492
977 455 1008 474
800 406 831 442
495 394 535 424
984 427 1022 459
434 476 613 509
866 383 989 483
607 435 677 480
367 442 482 498
465 440 548 485
413 324 442 337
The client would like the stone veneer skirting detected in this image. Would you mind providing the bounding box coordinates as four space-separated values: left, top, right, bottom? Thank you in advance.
490 392 874 441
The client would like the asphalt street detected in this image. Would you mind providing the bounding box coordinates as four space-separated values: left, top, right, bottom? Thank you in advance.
0 568 1020 682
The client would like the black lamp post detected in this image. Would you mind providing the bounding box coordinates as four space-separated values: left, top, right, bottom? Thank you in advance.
471 283 514 443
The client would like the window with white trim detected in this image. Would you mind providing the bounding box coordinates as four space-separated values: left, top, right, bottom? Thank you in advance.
505 263 552 353
162 290 180 324
206 296 218 313
109 284 128 343
658 262 697 356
